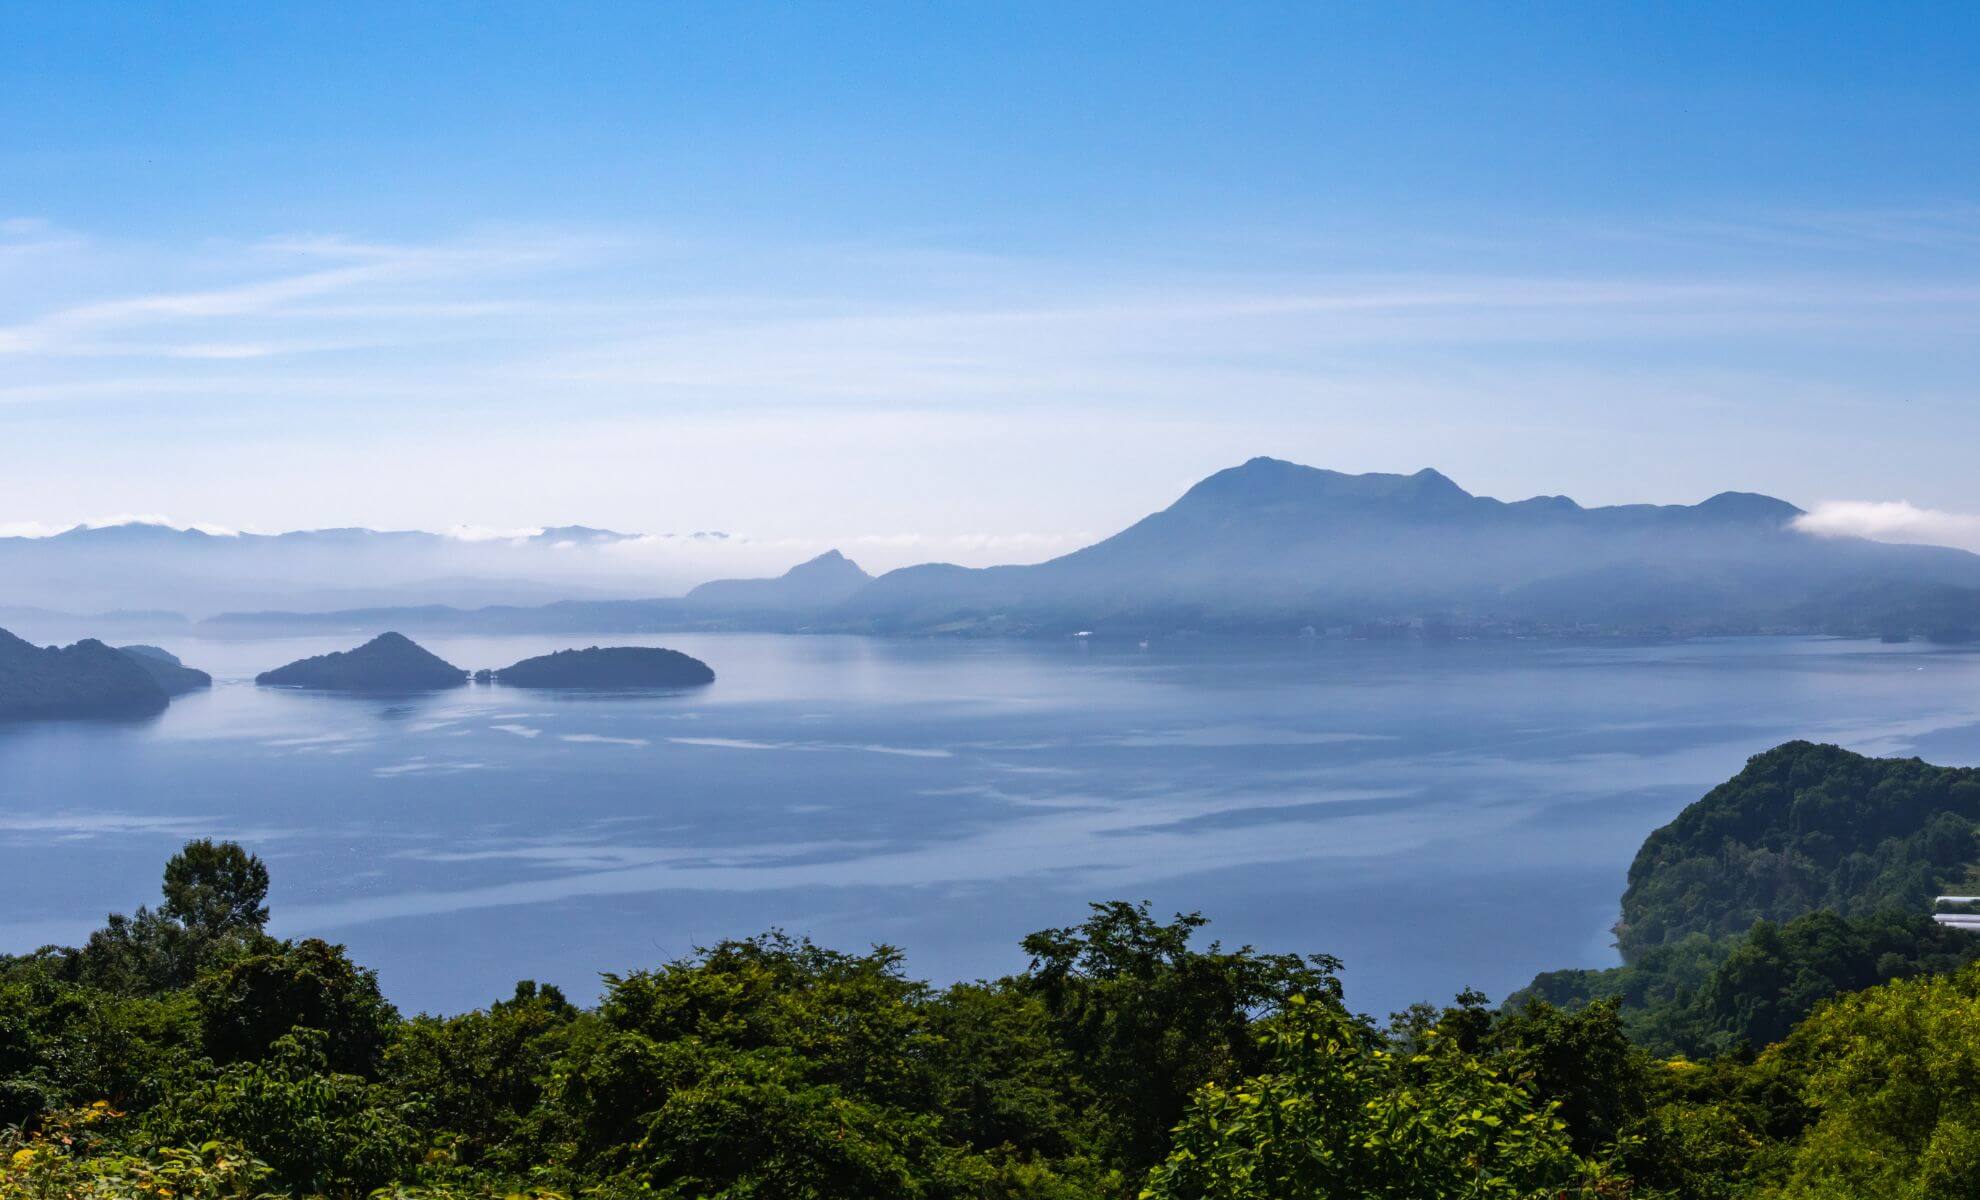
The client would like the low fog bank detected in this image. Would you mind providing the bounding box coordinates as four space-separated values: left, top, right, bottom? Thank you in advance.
0 524 1057 620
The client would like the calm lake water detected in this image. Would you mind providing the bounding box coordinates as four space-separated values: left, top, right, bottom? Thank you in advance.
5 632 1980 1017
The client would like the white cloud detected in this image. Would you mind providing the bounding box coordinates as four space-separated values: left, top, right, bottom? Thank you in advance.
1795 500 1980 552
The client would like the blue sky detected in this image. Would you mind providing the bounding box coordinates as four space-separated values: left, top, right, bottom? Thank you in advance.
4 2 1980 566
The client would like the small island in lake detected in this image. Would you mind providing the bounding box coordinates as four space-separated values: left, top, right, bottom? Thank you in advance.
118 645 213 696
478 645 715 688
256 631 467 690
0 627 172 719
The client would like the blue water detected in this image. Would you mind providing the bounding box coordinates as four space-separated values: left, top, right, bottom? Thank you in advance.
5 632 1980 1018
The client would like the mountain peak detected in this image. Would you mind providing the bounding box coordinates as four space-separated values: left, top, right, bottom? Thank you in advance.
778 549 872 588
683 549 873 610
787 549 866 577
256 631 466 690
1178 459 1477 511
1694 491 1804 525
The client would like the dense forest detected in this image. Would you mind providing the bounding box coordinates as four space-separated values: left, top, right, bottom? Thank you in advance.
9 740 1980 1198
1618 741 1980 957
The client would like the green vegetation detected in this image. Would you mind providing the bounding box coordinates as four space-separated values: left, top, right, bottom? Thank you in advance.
13 740 1980 1198
2 846 1624 1199
1520 909 1980 1058
1508 740 1980 1058
1618 740 1980 958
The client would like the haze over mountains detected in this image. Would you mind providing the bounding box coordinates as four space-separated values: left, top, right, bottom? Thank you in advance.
0 522 740 618
9 458 1980 641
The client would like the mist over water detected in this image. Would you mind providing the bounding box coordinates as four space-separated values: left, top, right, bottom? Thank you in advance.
6 631 1980 1017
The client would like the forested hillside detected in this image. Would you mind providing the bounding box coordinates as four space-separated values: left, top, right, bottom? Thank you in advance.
1520 909 1979 1057
1618 740 1980 958
0 628 173 720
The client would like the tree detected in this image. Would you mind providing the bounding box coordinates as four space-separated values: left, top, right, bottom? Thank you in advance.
196 938 398 1075
1019 902 1341 1179
146 1028 417 1196
52 840 274 997
1142 994 1600 1200
1772 962 1980 1198
384 980 581 1170
161 839 270 937
1484 997 1646 1157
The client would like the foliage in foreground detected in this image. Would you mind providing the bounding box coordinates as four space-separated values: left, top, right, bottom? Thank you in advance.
1142 995 1597 1200
8 816 1980 1198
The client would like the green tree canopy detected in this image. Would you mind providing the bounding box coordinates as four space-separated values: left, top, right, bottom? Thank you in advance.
1142 994 1601 1200
160 839 271 937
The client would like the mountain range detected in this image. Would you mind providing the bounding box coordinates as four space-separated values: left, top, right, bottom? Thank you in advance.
836 459 1980 635
12 459 1980 640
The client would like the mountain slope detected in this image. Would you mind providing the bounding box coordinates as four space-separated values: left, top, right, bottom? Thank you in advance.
841 459 1980 633
684 550 872 612
117 645 213 696
1616 741 1980 960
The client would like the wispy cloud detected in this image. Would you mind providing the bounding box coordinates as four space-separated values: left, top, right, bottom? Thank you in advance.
1620 207 1980 255
0 227 605 359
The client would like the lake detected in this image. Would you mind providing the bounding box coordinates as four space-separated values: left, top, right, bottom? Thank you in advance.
5 631 1980 1018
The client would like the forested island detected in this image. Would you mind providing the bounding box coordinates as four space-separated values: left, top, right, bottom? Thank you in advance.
0 627 205 720
8 740 1980 1198
255 632 467 690
476 645 715 688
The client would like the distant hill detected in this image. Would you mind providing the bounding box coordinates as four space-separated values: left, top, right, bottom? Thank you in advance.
481 646 715 688
255 632 466 690
839 458 1980 634
683 550 872 613
196 459 1980 639
117 645 212 696
0 628 170 719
